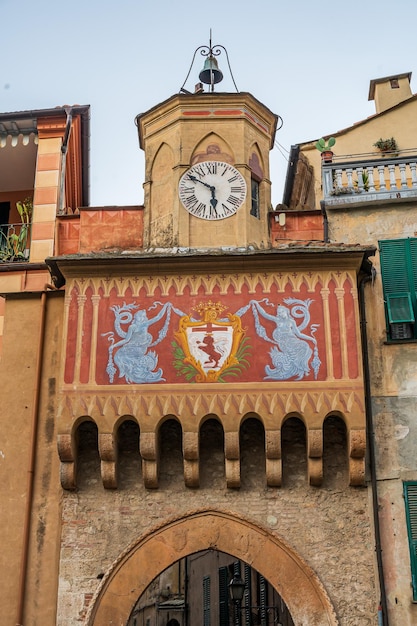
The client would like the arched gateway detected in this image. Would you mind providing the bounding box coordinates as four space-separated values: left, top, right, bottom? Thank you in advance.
86 510 338 626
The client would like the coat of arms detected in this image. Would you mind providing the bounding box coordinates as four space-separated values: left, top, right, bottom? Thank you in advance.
173 301 250 383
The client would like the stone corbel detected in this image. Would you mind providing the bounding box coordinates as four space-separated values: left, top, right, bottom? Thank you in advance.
348 428 366 486
265 430 281 487
225 431 240 488
57 433 77 490
140 431 159 489
308 428 323 486
183 431 199 488
99 432 117 489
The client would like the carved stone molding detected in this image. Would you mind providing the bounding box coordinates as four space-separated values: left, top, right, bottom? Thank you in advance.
57 384 365 428
57 384 366 490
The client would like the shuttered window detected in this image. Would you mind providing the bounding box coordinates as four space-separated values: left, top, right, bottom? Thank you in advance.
218 567 229 626
404 482 417 601
203 576 211 626
243 563 252 626
259 574 268 626
379 238 417 340
250 179 260 218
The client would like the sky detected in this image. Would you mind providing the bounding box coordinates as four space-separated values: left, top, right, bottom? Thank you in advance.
2 0 417 208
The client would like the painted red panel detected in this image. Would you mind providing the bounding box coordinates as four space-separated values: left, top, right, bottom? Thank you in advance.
344 279 359 379
64 273 359 386
64 287 78 384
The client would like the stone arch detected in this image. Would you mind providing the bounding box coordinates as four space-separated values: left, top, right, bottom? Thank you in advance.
199 418 225 488
149 142 175 247
281 416 308 488
248 142 265 179
191 132 235 165
86 510 338 626
76 419 101 489
322 414 348 488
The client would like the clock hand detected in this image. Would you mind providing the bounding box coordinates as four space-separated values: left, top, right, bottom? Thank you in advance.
210 186 218 209
188 174 214 191
188 174 218 208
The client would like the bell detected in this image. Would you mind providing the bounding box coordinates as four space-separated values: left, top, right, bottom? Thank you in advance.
199 56 223 86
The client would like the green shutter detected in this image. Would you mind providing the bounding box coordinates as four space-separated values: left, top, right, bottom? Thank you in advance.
259 575 268 626
203 576 211 626
218 567 229 626
386 293 415 323
379 238 417 338
409 238 417 295
380 239 412 293
404 482 417 601
243 563 252 626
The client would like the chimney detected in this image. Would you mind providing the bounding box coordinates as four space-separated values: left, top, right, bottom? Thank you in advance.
368 72 412 114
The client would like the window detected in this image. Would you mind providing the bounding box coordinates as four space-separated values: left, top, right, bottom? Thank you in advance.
250 179 260 218
0 201 10 252
404 482 417 600
203 575 211 626
379 238 417 340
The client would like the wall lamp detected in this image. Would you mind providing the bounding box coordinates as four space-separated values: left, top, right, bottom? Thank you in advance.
229 576 283 626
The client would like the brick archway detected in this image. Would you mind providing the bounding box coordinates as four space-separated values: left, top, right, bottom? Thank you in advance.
87 510 338 626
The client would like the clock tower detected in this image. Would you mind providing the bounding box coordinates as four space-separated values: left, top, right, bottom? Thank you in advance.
136 89 278 249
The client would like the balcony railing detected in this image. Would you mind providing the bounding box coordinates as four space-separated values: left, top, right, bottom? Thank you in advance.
0 222 32 262
322 151 417 206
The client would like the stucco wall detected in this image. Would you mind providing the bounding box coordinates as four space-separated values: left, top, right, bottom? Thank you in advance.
322 187 417 623
0 293 63 626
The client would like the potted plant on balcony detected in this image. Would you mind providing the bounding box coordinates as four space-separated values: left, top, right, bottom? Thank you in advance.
315 137 336 163
0 197 32 262
373 137 398 154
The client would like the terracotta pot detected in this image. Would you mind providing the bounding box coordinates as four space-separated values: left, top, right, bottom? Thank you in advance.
321 150 334 163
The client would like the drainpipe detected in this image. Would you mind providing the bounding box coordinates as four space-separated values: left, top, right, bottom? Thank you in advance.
58 107 73 214
359 271 389 626
282 145 300 208
15 289 48 626
320 200 329 243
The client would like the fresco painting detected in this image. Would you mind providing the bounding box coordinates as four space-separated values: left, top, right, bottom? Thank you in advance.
103 301 183 384
173 301 248 383
63 271 360 386
101 296 320 384
237 298 320 381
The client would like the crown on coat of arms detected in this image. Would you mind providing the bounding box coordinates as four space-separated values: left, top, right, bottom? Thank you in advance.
192 300 228 321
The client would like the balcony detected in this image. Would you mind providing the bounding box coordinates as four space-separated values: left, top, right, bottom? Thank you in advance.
0 222 32 262
322 151 417 207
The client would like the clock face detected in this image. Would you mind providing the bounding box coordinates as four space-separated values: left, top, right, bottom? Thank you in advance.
179 161 247 220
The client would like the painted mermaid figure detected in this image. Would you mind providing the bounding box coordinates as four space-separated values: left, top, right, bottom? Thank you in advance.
103 301 182 384
236 298 320 380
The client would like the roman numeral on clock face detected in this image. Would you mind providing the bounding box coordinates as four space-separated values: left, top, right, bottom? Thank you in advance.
190 202 207 217
227 195 241 207
180 185 195 195
184 194 198 209
204 162 217 175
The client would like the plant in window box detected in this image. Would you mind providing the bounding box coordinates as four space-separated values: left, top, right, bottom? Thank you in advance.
330 185 355 196
315 137 336 163
331 187 365 196
373 137 398 154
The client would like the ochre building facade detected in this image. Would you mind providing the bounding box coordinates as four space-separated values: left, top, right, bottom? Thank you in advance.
0 75 389 626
